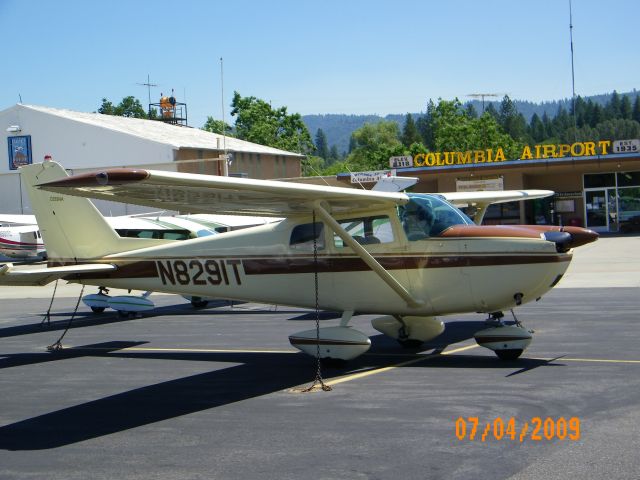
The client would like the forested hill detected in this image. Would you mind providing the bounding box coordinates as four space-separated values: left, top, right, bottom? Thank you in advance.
303 90 639 154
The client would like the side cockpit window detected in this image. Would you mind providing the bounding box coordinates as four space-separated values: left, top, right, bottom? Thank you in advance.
290 222 325 250
400 194 474 241
333 215 394 248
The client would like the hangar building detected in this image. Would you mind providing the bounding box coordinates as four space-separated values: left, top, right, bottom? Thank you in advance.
337 140 640 233
1 104 303 216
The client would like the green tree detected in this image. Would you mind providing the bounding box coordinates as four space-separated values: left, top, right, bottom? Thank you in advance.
416 99 436 149
98 98 116 115
499 95 527 140
345 121 404 171
314 128 329 159
529 113 546 142
484 103 499 121
327 144 340 164
631 95 640 122
202 117 233 135
595 118 640 142
606 91 621 119
98 96 148 118
633 96 640 123
301 155 326 176
401 113 421 147
620 96 633 120
230 91 313 153
465 103 478 119
430 99 521 158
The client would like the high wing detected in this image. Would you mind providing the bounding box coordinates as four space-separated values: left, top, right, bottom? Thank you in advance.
37 168 409 217
0 263 116 286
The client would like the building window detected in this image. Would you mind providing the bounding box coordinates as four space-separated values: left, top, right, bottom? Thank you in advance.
584 173 615 188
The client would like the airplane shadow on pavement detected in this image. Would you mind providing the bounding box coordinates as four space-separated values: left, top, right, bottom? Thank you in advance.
0 335 566 451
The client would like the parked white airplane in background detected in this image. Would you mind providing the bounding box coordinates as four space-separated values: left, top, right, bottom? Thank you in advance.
0 161 597 362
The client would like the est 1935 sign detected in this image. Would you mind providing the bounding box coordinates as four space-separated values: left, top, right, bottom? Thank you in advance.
613 139 640 153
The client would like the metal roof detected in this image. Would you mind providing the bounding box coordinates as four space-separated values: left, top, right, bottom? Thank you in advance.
10 104 304 157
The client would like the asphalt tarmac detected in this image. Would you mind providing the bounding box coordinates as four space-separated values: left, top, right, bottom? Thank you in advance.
0 236 638 479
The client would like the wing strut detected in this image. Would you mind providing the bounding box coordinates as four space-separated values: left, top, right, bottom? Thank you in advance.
313 201 424 309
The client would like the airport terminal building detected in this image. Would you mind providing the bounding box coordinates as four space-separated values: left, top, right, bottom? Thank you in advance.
1 104 303 216
339 140 640 233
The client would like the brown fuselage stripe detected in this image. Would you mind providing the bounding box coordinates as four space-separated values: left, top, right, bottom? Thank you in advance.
242 254 569 275
55 254 569 281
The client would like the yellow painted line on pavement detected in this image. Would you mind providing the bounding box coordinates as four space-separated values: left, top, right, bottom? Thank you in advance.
79 346 297 354
323 344 480 387
532 356 640 365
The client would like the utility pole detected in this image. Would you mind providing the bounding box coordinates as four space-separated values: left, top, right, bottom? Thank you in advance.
569 0 578 142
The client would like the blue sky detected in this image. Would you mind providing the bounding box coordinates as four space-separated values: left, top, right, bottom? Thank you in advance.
1 0 638 128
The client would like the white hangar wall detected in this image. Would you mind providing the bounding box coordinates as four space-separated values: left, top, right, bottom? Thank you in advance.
1 107 174 215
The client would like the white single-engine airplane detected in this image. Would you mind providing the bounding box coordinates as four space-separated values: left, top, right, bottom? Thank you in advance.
0 161 597 361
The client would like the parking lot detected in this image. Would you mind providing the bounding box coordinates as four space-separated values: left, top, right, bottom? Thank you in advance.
0 235 638 479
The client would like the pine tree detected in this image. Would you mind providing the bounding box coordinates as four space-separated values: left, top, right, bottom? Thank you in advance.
328 145 340 164
465 103 478 118
620 96 632 120
529 113 546 142
633 96 640 123
605 91 622 120
401 113 421 147
314 128 328 159
484 103 499 121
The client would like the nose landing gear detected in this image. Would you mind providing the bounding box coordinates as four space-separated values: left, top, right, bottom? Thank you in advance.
473 310 533 360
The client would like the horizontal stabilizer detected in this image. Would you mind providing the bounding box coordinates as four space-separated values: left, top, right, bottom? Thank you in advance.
0 263 116 286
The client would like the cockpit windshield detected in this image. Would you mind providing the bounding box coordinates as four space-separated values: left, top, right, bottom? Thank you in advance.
399 194 474 240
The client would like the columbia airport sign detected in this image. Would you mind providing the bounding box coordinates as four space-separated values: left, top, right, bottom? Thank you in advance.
390 139 640 168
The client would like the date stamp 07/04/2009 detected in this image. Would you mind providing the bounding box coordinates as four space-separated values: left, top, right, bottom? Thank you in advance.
455 417 581 443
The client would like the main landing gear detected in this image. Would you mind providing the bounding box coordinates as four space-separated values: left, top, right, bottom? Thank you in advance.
473 311 533 360
289 313 446 362
289 309 533 363
371 315 444 348
82 288 155 316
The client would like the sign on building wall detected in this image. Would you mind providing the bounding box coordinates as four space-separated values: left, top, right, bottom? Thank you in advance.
456 177 504 192
7 136 32 170
389 155 413 168
350 170 394 183
613 139 640 153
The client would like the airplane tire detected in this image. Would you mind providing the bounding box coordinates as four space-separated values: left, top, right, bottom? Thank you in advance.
320 357 347 368
397 339 424 349
495 349 523 361
191 298 209 308
90 306 106 313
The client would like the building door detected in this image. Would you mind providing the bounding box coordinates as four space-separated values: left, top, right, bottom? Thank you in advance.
585 189 618 232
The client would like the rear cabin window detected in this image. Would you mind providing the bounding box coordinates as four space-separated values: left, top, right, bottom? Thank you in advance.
290 222 325 250
333 215 394 247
